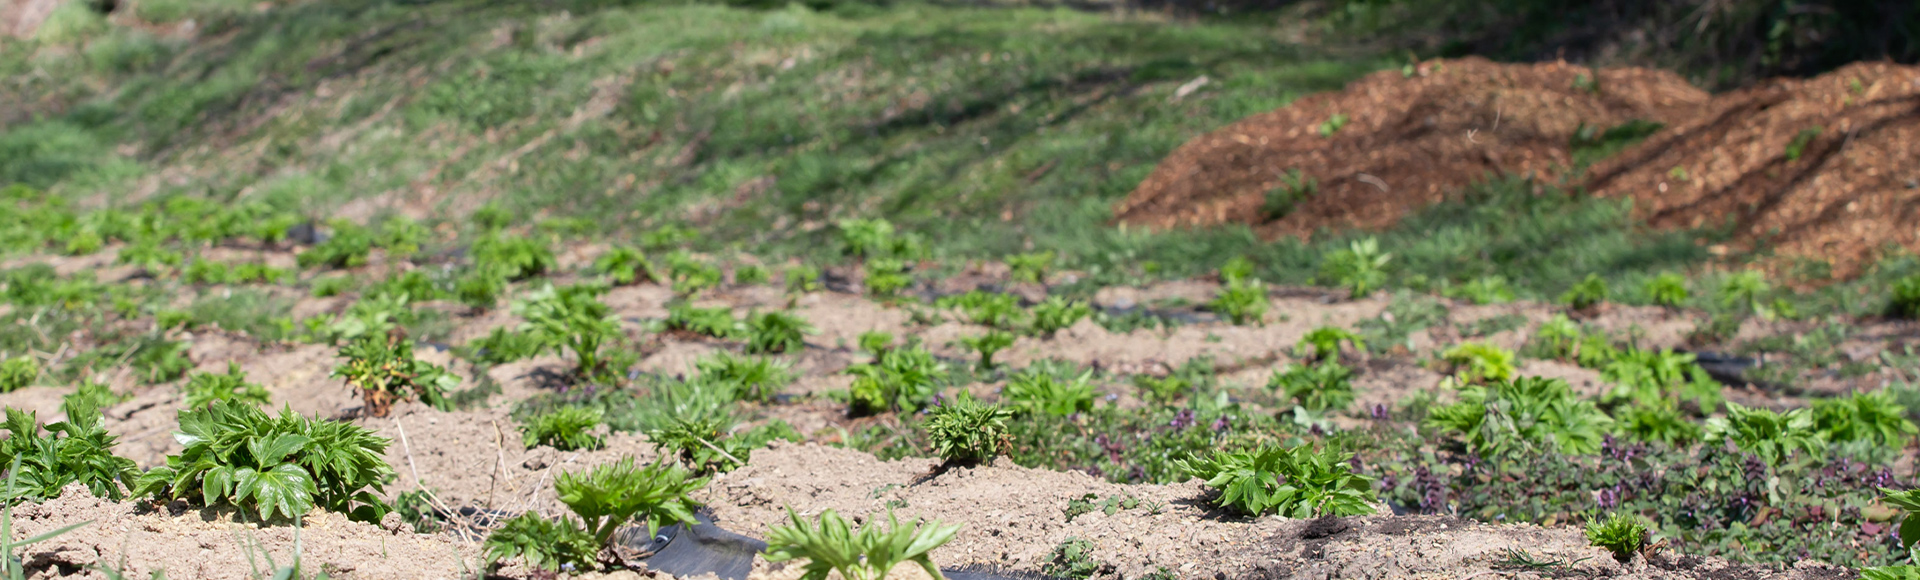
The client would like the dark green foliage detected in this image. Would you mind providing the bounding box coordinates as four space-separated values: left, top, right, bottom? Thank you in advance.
133 401 393 522
1003 367 1095 417
471 234 554 281
62 379 126 417
1560 274 1610 310
0 357 36 393
846 342 947 415
555 456 706 546
0 406 137 502
454 266 506 310
1585 513 1650 563
1177 443 1377 517
522 406 606 451
331 334 456 417
1269 362 1356 413
692 351 793 403
1892 273 1920 319
926 396 1011 462
1703 403 1825 465
182 362 271 408
744 310 814 355
516 283 624 379
1426 376 1612 455
1811 390 1917 447
482 511 597 572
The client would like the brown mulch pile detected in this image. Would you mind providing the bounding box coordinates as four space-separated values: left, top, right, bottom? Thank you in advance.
1113 57 1711 237
1115 57 1920 278
1586 61 1920 278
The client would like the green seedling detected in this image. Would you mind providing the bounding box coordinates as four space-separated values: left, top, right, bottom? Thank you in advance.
483 511 597 573
1003 368 1095 417
460 327 551 365
735 264 770 285
1297 326 1365 362
847 343 947 415
1210 278 1268 326
1784 127 1822 161
744 310 815 354
595 246 660 285
522 406 606 451
1812 390 1917 447
1028 296 1092 337
1006 251 1055 284
1317 113 1350 137
858 331 895 356
516 283 624 379
1717 270 1773 319
1703 403 1825 465
1132 374 1191 404
183 362 272 408
956 330 1016 370
764 507 960 580
471 234 555 281
1262 169 1318 220
664 302 741 339
937 290 1025 330
864 259 913 298
133 400 394 522
296 226 374 269
694 351 795 403
0 406 138 502
1425 376 1613 455
0 357 37 393
1269 361 1356 413
1176 443 1376 518
1441 342 1517 385
1644 272 1689 308
555 456 706 549
1320 238 1391 299
132 341 192 384
1560 273 1609 311
62 379 127 417
1584 512 1650 563
926 395 1011 463
1042 538 1101 580
665 251 723 295
331 334 456 417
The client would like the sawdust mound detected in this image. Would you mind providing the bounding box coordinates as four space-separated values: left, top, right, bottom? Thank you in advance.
1585 61 1920 278
1113 57 1711 236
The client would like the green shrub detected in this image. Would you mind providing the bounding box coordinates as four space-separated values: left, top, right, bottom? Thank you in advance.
693 351 794 403
664 302 741 339
133 400 393 522
1644 272 1690 308
1296 326 1365 362
517 283 624 379
522 407 606 451
925 395 1011 462
1559 273 1609 310
1441 342 1516 385
182 362 271 408
1319 238 1391 299
471 234 554 281
0 357 37 393
331 334 456 417
1703 403 1825 465
1006 251 1056 284
744 310 814 354
1176 443 1376 517
956 330 1016 370
764 508 959 580
1891 273 1920 319
1210 279 1268 326
1028 296 1092 337
0 406 137 502
1003 368 1095 417
1444 275 1514 305
1812 390 1917 447
1585 513 1650 563
1425 376 1613 455
483 511 598 573
1269 361 1355 413
847 343 947 415
555 456 706 547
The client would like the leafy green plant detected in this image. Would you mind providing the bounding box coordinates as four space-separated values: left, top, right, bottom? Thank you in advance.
1812 390 1917 447
847 343 947 415
937 290 1026 330
640 224 697 250
1612 401 1701 445
744 310 814 354
133 400 394 522
1445 275 1514 305
0 357 36 393
863 259 913 298
460 327 551 365
1861 567 1920 580
375 216 430 258
296 226 374 270
956 330 1016 370
555 456 706 549
1559 274 1609 311
183 362 272 408
516 283 624 379
471 234 555 281
1003 368 1095 417
764 507 960 580
1892 273 1920 319
1269 361 1356 413
62 379 127 417
925 395 1011 462
1717 270 1773 319
1880 488 1920 563
594 246 659 285
132 340 192 384
1028 296 1092 337
1441 342 1517 385
117 241 183 274
785 264 822 294
1425 376 1613 455
1320 238 1391 299
1596 348 1722 413
368 270 443 302
858 331 895 356
693 351 794 403
1582 513 1651 564
1210 278 1268 326
1006 251 1056 284
1176 443 1376 517
1703 403 1825 465
0 406 138 502
1132 375 1191 404
330 334 456 417
735 264 770 285
663 302 740 339
482 511 597 573
1297 326 1365 362
1262 169 1318 220
1644 272 1690 308
522 406 606 451
664 251 723 295
1041 538 1102 580
836 218 921 261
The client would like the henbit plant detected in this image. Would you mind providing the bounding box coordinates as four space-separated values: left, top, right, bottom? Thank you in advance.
1425 376 1614 455
1892 273 1920 319
1703 403 1826 465
693 351 795 403
1444 275 1515 305
1812 390 1918 447
1268 361 1356 414
516 283 624 379
133 401 394 522
1006 251 1056 284
522 406 607 451
925 395 1012 463
0 357 36 393
555 456 707 551
331 334 457 417
744 310 815 355
1210 278 1269 326
1319 238 1391 299
1441 342 1517 385
183 362 272 408
863 259 913 298
0 406 138 502
1644 272 1690 308
470 234 555 281
595 246 660 285
847 343 948 415
483 511 599 573
1585 513 1651 563
956 330 1016 370
1296 326 1366 362
764 507 961 580
1003 368 1096 417
1027 296 1093 337
1559 274 1610 311
1176 443 1377 518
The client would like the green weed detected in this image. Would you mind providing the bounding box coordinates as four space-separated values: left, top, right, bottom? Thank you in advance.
1584 512 1651 563
925 395 1011 463
0 357 36 393
744 310 814 355
1177 443 1376 517
1890 273 1920 319
331 334 456 417
1003 367 1096 417
183 363 272 408
765 508 958 580
134 400 394 522
522 407 606 452
956 331 1016 370
1426 376 1612 455
1262 169 1319 220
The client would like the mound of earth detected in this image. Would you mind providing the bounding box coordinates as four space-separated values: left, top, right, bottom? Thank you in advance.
1586 61 1920 278
1115 57 1920 278
1112 57 1711 236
